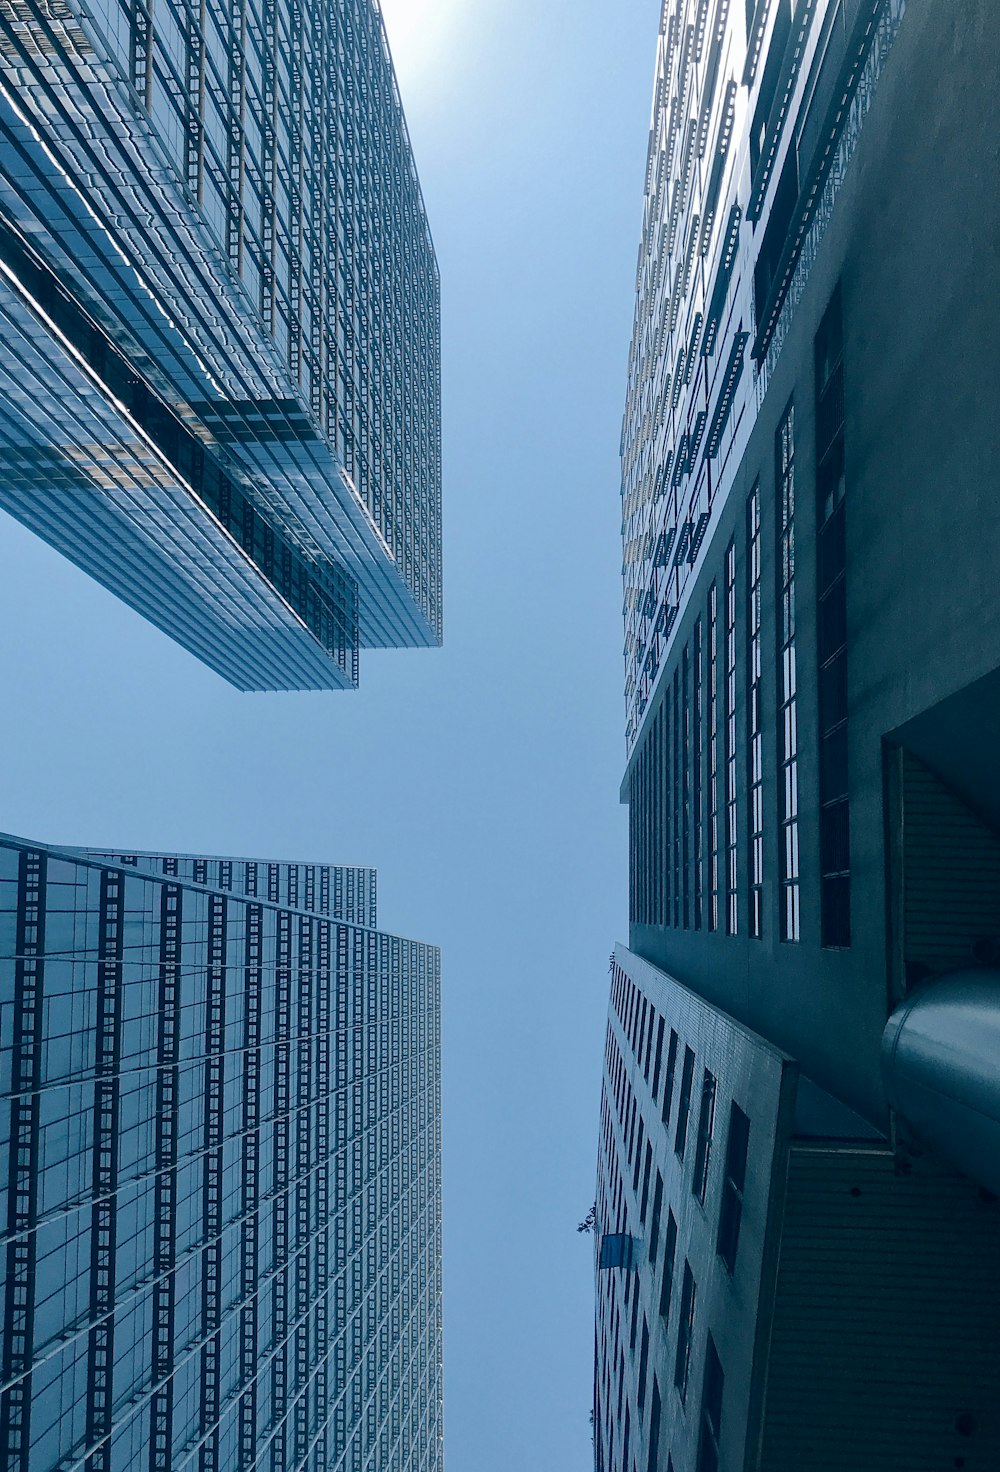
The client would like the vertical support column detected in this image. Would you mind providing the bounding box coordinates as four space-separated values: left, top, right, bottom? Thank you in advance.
259 0 276 331
313 918 332 1465
269 909 292 1472
85 868 125 1472
226 0 246 272
184 0 205 198
199 893 227 1471
287 0 303 384
130 0 154 108
238 903 262 1468
0 849 46 1472
148 884 182 1472
292 913 314 1462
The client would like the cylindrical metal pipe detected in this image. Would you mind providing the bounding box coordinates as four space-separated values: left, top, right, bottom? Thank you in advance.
881 970 1000 1194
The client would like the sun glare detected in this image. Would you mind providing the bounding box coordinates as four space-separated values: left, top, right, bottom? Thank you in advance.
377 0 462 89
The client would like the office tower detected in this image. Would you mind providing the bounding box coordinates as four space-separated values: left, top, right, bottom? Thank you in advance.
594 948 1000 1472
0 835 443 1472
618 0 1000 1184
0 0 441 690
599 0 1000 1466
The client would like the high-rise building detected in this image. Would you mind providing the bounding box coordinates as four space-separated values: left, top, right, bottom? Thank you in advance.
619 0 1000 1186
600 0 1000 1466
594 947 1000 1472
0 834 443 1472
0 0 441 690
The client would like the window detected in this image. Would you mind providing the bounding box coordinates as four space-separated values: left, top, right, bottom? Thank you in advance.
707 584 720 930
815 286 850 947
651 1017 666 1101
682 643 691 928
747 486 764 938
696 1335 725 1472
661 1029 679 1125
776 401 800 941
662 686 673 925
749 0 792 173
674 1046 696 1159
724 542 738 934
643 1005 656 1079
659 1210 678 1319
638 1317 650 1413
673 1262 696 1401
753 149 798 322
633 1119 645 1191
646 1378 662 1472
672 665 681 928
640 1141 653 1223
693 617 704 930
692 1070 717 1204
717 1103 750 1274
648 1172 664 1262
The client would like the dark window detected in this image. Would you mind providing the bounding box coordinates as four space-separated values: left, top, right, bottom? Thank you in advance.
724 542 738 934
672 665 682 928
682 643 692 928
815 286 850 948
638 1317 650 1413
646 1378 662 1472
659 1210 678 1320
674 1046 696 1158
630 1283 640 1350
693 616 704 929
651 1017 666 1100
633 1118 646 1191
750 0 792 173
696 1335 725 1472
707 584 720 930
640 1141 653 1223
661 1030 679 1124
674 1262 697 1401
776 401 800 940
643 1004 656 1079
692 1070 718 1203
746 485 763 938
753 149 798 322
717 1103 751 1274
648 1172 664 1262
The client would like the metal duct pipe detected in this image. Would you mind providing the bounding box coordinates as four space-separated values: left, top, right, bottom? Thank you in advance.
881 970 1000 1195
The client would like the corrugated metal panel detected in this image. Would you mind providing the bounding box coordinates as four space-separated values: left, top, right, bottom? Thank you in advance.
902 750 1000 973
758 1147 1000 1472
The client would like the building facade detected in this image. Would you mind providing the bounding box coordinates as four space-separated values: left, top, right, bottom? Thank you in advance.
0 0 441 690
620 0 1000 1134
0 835 443 1472
600 0 1000 1466
595 947 1000 1472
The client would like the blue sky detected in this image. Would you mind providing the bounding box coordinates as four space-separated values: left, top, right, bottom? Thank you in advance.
0 1 656 1465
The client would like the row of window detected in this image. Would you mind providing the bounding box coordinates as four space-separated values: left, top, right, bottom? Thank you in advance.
629 286 850 950
595 966 754 1472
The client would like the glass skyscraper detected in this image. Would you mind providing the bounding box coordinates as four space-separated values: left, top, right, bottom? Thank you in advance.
0 0 441 690
0 835 443 1472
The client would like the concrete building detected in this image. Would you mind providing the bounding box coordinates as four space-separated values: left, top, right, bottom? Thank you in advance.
620 0 1000 1184
599 0 1000 1466
595 947 1000 1472
0 835 443 1472
0 0 441 689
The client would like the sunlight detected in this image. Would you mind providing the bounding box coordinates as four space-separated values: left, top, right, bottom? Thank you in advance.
377 0 465 90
